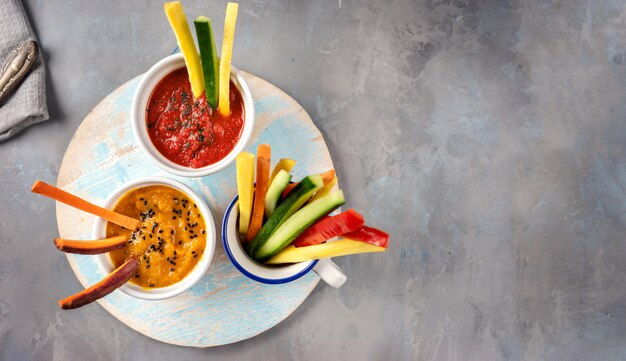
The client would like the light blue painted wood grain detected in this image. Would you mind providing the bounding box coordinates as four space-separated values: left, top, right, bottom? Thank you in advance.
57 73 335 347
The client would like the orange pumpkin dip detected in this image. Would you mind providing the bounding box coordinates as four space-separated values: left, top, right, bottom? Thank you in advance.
106 185 206 288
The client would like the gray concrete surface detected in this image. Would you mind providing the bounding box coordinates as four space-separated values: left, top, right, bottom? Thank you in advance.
2 0 626 359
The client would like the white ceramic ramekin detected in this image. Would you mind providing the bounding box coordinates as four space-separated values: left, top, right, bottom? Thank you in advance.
222 195 347 288
94 176 216 300
131 53 255 177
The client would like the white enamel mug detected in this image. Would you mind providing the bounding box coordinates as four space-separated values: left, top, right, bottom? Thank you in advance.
222 195 347 288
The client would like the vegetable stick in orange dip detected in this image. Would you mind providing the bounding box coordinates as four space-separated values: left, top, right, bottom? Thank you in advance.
31 180 139 230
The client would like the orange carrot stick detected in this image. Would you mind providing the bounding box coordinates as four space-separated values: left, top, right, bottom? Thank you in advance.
281 182 298 199
31 181 139 230
320 169 335 184
246 144 271 241
53 235 128 255
59 257 139 309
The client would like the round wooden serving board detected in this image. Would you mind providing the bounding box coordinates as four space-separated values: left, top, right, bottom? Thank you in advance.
56 71 335 347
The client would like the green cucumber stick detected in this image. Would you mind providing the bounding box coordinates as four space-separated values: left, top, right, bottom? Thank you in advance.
194 16 219 109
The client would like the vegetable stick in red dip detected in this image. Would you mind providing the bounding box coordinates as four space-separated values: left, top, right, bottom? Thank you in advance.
146 67 244 168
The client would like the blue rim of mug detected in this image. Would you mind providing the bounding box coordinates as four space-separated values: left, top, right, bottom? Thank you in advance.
221 195 318 284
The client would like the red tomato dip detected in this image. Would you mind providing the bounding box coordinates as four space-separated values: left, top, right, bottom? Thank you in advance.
146 67 245 168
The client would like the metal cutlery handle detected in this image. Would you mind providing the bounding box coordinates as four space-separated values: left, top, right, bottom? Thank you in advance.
0 40 38 104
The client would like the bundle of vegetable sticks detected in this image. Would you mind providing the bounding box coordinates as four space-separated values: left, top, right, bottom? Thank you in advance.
164 1 238 115
237 144 389 264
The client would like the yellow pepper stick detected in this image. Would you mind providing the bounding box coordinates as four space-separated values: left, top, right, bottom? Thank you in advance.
266 240 387 265
164 1 205 99
236 152 255 234
269 158 296 184
218 2 239 116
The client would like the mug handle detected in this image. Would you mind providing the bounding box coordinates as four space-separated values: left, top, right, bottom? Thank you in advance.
313 258 347 288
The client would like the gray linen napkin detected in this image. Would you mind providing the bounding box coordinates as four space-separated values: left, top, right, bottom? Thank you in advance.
0 0 48 141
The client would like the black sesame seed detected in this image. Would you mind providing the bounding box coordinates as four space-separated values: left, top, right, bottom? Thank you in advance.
150 283 154 287
193 204 197 208
191 251 196 254
201 230 205 234
142 236 146 240
146 265 151 269
170 230 174 235
159 230 163 233
194 254 198 258
170 267 174 272
178 240 182 245
135 275 140 278
149 233 153 238
172 216 177 220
